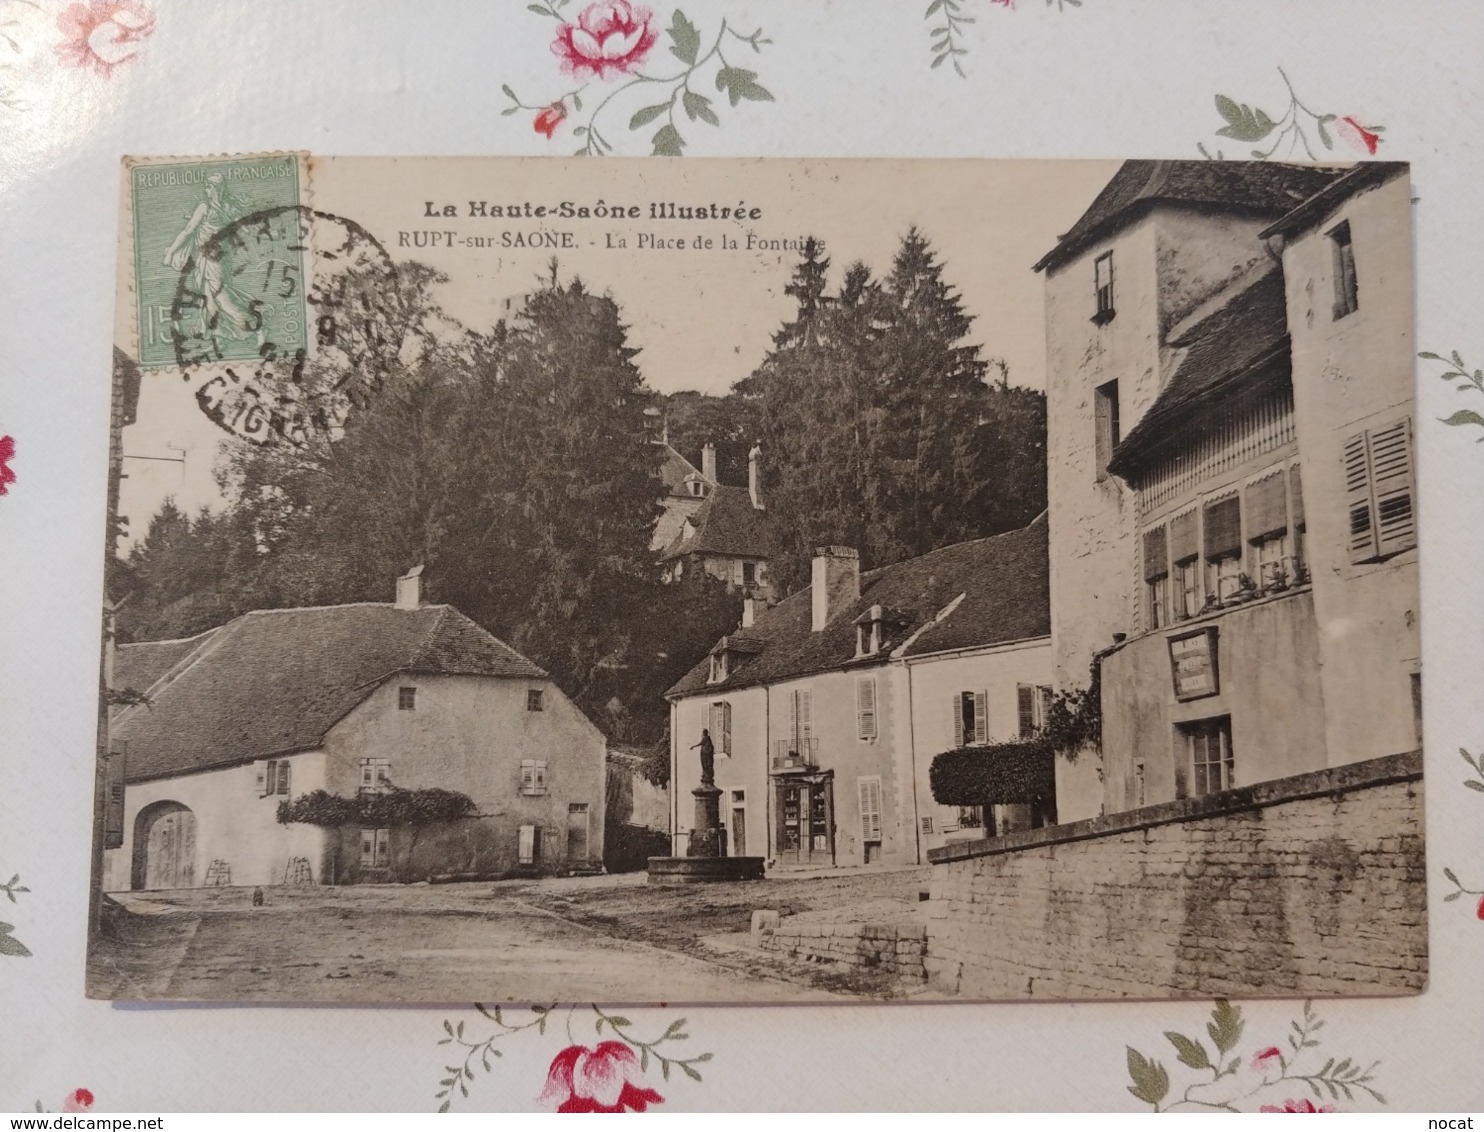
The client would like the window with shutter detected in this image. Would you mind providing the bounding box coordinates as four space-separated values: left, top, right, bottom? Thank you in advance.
857 776 883 843
973 690 989 744
1344 421 1416 563
1017 684 1036 739
276 761 291 796
263 760 277 797
255 763 268 795
1143 525 1169 629
721 700 732 755
952 691 968 748
856 676 877 741
1203 495 1243 601
1329 221 1358 319
1094 379 1120 479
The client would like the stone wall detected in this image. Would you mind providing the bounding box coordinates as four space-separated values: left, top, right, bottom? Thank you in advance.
756 904 928 983
924 752 1425 999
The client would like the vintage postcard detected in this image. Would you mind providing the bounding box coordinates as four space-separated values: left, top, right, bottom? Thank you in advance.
89 155 1423 1004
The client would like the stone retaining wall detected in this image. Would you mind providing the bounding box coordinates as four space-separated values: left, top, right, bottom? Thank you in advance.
924 752 1425 1000
754 904 927 981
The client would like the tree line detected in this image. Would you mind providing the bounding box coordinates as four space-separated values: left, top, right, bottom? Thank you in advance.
114 230 1046 747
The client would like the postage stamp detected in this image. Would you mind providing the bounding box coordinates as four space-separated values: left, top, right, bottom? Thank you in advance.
128 154 309 370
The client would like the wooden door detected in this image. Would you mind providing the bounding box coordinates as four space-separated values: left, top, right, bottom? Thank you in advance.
777 784 803 864
566 804 590 863
144 806 196 890
731 807 746 857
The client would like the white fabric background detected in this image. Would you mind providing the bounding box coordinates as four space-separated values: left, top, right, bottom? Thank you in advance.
1 0 1482 1112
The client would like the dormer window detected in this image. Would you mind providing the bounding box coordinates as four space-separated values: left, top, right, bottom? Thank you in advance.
708 648 729 684
1093 250 1116 324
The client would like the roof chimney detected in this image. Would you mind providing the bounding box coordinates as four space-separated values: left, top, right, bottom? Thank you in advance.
748 443 764 509
395 564 425 610
741 595 756 629
701 442 717 484
811 546 860 632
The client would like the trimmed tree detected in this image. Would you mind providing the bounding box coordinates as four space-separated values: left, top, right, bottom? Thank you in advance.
928 738 1056 813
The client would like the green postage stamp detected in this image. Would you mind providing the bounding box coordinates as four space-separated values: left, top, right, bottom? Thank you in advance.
129 154 308 369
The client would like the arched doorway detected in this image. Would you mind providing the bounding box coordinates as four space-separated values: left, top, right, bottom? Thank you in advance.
131 801 198 890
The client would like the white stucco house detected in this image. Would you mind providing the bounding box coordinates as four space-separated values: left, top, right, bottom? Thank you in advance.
104 570 608 890
665 518 1052 868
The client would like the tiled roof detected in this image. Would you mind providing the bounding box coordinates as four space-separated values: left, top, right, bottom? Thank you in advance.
1033 160 1342 274
1258 162 1409 240
665 515 1049 699
660 485 772 561
114 629 218 699
656 443 708 498
114 603 546 783
1108 269 1290 478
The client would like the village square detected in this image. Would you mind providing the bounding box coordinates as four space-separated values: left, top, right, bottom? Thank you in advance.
90 157 1425 1003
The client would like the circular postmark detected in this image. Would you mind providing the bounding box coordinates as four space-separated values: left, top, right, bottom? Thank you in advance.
169 205 406 447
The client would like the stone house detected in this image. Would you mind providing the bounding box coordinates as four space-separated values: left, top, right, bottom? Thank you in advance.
103 569 608 890
649 438 714 552
1034 160 1418 821
660 443 776 603
665 518 1051 868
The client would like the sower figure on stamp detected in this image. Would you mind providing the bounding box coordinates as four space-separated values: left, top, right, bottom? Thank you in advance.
690 728 716 786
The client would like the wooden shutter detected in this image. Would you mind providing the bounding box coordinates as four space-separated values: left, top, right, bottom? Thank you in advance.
721 701 732 755
256 762 268 795
1244 473 1288 540
1203 496 1241 559
856 676 877 740
1017 684 1036 738
1170 509 1198 563
1343 431 1378 561
104 749 126 850
1142 526 1168 581
374 827 390 867
973 690 989 744
535 760 548 792
520 760 535 793
1370 420 1416 555
277 761 291 795
799 689 813 751
789 691 799 752
952 693 965 748
1288 463 1305 530
264 760 277 796
858 776 883 843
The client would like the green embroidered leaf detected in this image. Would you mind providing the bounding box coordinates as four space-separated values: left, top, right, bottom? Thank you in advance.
683 91 718 125
1207 999 1244 1055
438 1101 450 1114
652 125 686 156
629 103 669 130
681 1062 702 1081
1465 780 1484 792
668 10 701 65
1441 410 1484 429
1164 1031 1212 1070
1213 95 1278 142
1443 890 1461 901
715 66 773 107
0 928 31 957
1443 867 1460 884
1125 1047 1169 1107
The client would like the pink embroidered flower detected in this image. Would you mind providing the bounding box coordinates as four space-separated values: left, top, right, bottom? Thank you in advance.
55 0 155 77
1260 1099 1337 1113
1476 893 1484 920
1252 1047 1284 1073
990 0 1016 8
63 1089 94 1113
551 2 657 79
539 1042 665 1113
0 435 15 497
1335 116 1382 155
534 102 568 139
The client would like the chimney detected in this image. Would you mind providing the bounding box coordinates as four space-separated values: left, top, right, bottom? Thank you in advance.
395 564 425 610
811 546 860 632
701 442 717 483
741 595 756 629
748 443 764 509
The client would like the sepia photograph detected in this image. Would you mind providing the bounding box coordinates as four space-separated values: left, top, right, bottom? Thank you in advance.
87 154 1423 1004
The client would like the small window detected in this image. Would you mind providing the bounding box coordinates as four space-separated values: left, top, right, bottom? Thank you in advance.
952 690 988 747
276 760 291 796
1133 759 1147 808
1143 526 1169 629
957 806 984 830
731 789 746 804
1343 420 1416 563
708 650 728 684
857 775 883 845
1203 495 1243 602
526 688 545 712
520 759 549 796
1094 379 1120 480
710 700 733 756
1330 220 1358 319
359 759 392 794
1093 250 1116 323
398 686 416 711
1181 716 1234 798
742 561 757 587
920 815 935 835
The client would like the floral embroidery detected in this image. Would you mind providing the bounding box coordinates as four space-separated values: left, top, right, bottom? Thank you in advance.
54 0 154 77
534 101 568 139
540 1042 665 1113
1423 354 1484 438
552 1 658 79
1437 748 1484 914
1126 1000 1384 1112
1199 68 1385 161
434 1004 710 1112
63 1089 95 1113
0 435 14 497
505 3 772 155
1261 1099 1337 1113
0 871 31 957
925 0 1082 77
